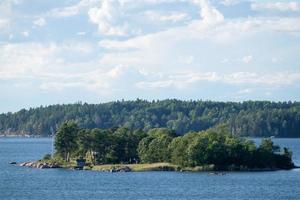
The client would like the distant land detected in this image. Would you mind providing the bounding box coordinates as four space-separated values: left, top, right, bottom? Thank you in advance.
0 99 299 137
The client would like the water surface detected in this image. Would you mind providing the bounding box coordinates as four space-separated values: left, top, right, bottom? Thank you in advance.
1 138 300 200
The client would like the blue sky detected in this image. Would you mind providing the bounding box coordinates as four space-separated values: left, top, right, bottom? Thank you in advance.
0 0 300 113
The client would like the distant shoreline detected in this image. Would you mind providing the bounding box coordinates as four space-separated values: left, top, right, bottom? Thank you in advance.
1 100 300 138
0 135 51 138
2 135 300 139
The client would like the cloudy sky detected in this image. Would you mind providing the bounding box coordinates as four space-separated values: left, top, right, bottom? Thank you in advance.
0 0 300 113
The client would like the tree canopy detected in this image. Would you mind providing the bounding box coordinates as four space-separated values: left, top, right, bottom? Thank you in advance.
54 121 79 162
1 99 300 137
54 122 295 170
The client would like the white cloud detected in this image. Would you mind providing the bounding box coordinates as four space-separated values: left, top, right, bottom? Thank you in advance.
60 42 93 54
0 18 9 29
0 0 13 32
193 0 224 25
38 65 145 94
251 2 300 12
97 0 300 54
94 0 300 84
50 6 79 17
145 10 189 23
97 14 300 73
88 0 128 36
1 0 300 103
0 42 137 94
1 41 300 97
236 88 252 95
271 57 279 63
77 31 86 36
223 72 300 86
136 71 300 90
99 34 152 50
0 42 94 79
87 0 225 36
97 0 225 48
49 0 100 17
0 43 55 79
178 55 194 64
33 17 46 26
48 0 183 19
22 31 29 37
220 0 239 6
242 55 253 64
222 55 254 64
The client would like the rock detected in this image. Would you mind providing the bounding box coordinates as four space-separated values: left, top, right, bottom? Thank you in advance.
40 164 50 169
118 166 131 172
27 162 34 167
19 161 35 167
19 162 27 166
19 161 61 169
50 163 60 168
37 163 43 168
9 161 17 165
110 169 116 173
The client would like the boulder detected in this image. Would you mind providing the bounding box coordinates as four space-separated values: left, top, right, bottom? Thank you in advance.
19 162 27 167
118 166 131 172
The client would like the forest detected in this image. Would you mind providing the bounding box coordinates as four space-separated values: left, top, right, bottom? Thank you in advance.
0 99 300 137
53 121 295 170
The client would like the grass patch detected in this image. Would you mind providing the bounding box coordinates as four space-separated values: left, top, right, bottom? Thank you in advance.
91 163 178 172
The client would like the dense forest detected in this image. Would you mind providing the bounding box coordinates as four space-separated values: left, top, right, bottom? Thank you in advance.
0 99 300 137
53 122 295 170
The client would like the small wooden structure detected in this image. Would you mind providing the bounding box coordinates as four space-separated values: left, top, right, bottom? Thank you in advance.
75 158 86 170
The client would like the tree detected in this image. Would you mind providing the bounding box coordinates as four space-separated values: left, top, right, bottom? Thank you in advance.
260 138 280 153
77 129 95 163
112 127 146 163
55 121 79 162
91 128 112 164
138 128 176 163
169 132 199 167
1 100 300 137
52 121 295 170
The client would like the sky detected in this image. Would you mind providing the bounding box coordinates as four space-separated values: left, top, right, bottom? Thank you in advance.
0 0 300 113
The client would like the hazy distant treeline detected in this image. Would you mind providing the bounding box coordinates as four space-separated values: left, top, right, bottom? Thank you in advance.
0 99 299 137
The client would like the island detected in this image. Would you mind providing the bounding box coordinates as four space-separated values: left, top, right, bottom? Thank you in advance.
19 121 296 172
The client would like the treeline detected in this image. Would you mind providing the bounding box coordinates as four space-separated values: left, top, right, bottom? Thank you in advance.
54 121 295 170
1 99 300 137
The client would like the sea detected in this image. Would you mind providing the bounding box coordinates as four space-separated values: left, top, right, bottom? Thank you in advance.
0 138 300 200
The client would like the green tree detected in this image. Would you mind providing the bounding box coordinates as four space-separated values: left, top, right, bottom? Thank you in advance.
260 139 280 153
169 132 198 167
77 129 95 163
138 128 175 163
92 128 112 164
55 121 79 162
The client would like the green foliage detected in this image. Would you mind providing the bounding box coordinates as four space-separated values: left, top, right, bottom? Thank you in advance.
169 125 295 170
260 139 280 153
42 154 52 160
54 121 79 162
137 128 175 163
73 127 147 164
1 100 300 137
53 121 295 170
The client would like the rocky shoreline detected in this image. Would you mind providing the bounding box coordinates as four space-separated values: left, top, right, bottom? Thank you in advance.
96 166 132 173
14 160 299 172
18 161 61 169
15 160 132 172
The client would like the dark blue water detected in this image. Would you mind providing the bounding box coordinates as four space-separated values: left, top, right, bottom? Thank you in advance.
1 138 300 200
